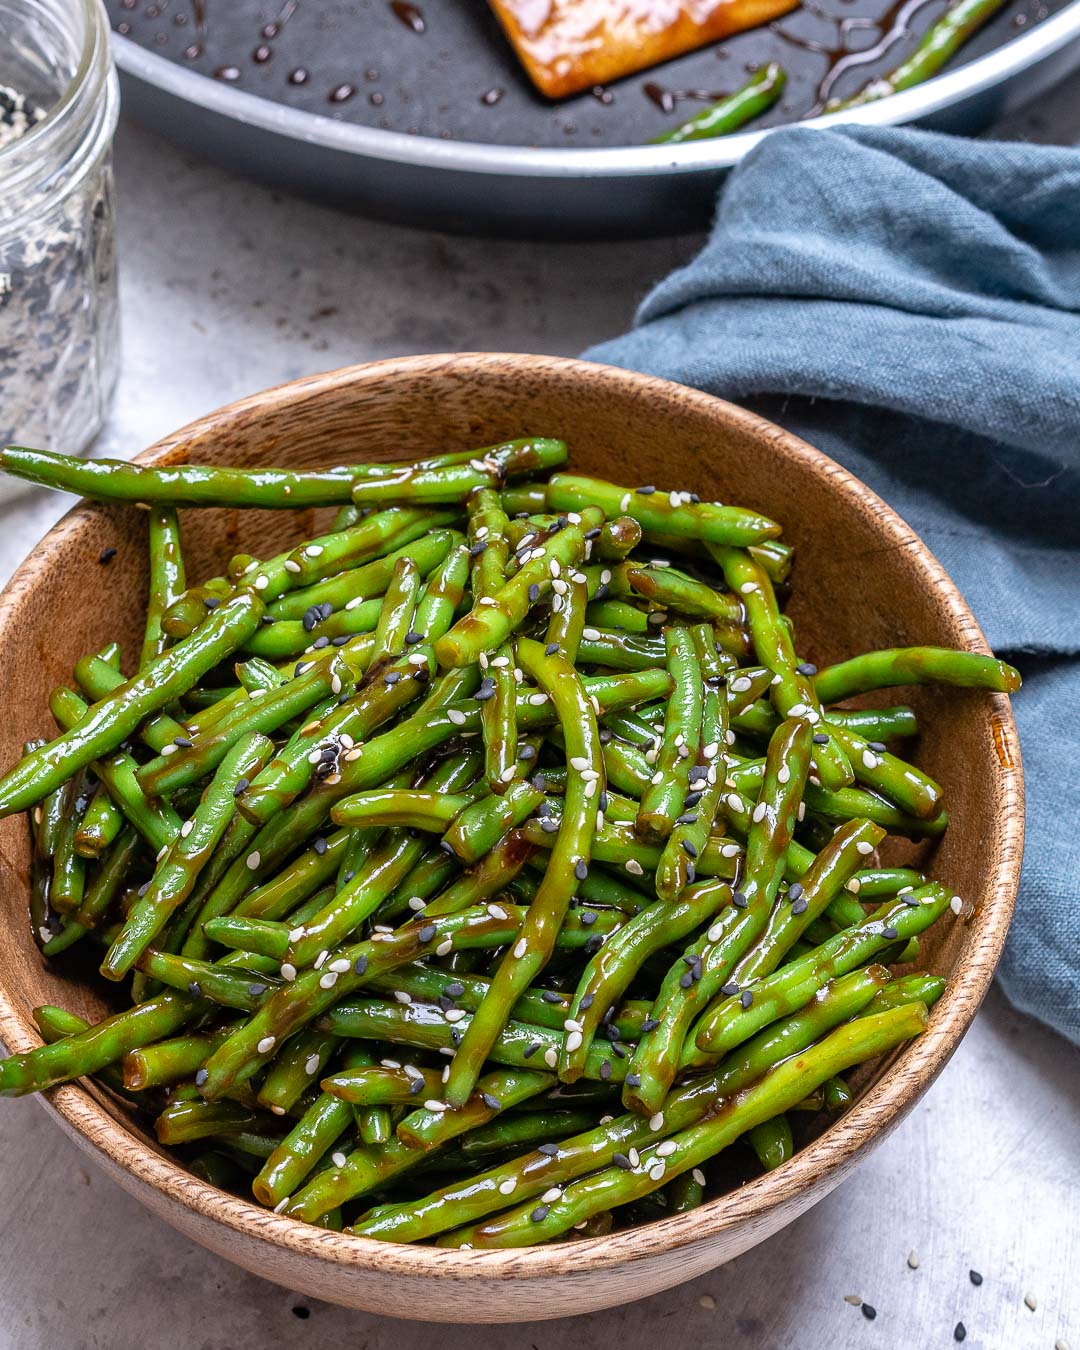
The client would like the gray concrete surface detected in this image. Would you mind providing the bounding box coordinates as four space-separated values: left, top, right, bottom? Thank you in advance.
0 78 1078 1350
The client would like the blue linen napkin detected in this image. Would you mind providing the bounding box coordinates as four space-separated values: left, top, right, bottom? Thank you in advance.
588 124 1080 1043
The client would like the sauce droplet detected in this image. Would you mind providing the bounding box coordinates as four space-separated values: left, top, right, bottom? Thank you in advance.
369 91 385 105
213 65 241 81
288 66 309 84
253 44 273 63
592 85 613 104
480 86 504 105
390 0 426 33
183 42 203 59
329 83 357 102
643 81 674 113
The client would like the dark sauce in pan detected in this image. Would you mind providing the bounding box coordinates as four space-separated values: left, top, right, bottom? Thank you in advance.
106 0 1058 146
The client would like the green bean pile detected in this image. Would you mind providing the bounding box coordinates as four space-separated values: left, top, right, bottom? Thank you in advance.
0 439 1021 1246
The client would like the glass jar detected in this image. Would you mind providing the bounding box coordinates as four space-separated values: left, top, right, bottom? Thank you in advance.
0 0 120 477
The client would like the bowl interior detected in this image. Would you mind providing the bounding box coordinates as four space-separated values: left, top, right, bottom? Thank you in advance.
0 353 1021 1314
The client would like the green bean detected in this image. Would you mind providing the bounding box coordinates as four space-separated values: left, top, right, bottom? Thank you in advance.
0 445 363 507
101 733 273 981
331 789 479 833
0 594 263 817
466 489 519 791
656 625 729 899
709 546 851 790
813 646 1021 702
459 1110 599 1159
435 509 604 668
321 1064 445 1107
746 1114 793 1171
445 1003 926 1246
826 722 944 821
826 0 1010 109
156 1098 282 1147
666 1169 705 1213
73 784 124 860
635 626 703 838
50 779 89 914
123 1025 234 1091
732 701 919 744
73 826 142 931
350 440 567 507
653 64 786 143
692 884 953 1054
546 475 781 547
624 564 742 624
258 1028 341 1114
49 686 182 852
71 653 188 756
234 657 287 695
560 876 731 1082
142 505 185 666
443 638 602 1108
622 717 811 1115
438 779 544 866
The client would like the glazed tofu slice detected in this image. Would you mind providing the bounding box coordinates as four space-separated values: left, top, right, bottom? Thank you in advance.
489 0 800 99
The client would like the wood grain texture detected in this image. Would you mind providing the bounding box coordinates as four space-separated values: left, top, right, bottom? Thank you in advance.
0 354 1024 1322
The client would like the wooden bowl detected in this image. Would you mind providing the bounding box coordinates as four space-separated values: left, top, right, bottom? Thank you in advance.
0 354 1023 1322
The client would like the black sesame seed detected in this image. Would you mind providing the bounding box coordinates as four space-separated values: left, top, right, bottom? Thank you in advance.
418 925 437 943
792 898 809 915
523 1041 542 1059
740 989 754 1009
468 540 488 557
353 955 368 975
445 981 465 997
173 736 193 748
579 993 595 1010
248 982 268 997
233 778 250 797
450 1027 464 1045
674 813 699 826
788 882 804 902
530 1205 550 1223
261 615 275 625
574 859 588 881
680 971 694 988
861 1304 877 1321
720 981 740 997
540 818 559 834
137 881 151 897
580 910 597 926
195 1068 209 1087
640 1020 660 1034
732 890 748 910
598 729 612 746
384 670 401 684
795 661 818 676
954 1323 966 1342
331 635 350 647
514 511 530 520
343 870 356 884
869 740 887 752
599 1059 613 1080
636 485 656 495
613 1152 633 1170
303 610 318 632
438 995 455 1012
312 635 330 649
481 1093 502 1110
313 837 329 856
537 1142 559 1156
684 791 703 808
404 631 424 645
813 733 830 745
545 642 560 655
98 546 117 565
625 1072 643 1088
440 840 459 856
409 1076 424 1094
584 934 603 954
610 1041 626 1058
188 981 203 997
969 1269 983 1286
518 744 537 761
203 597 220 610
528 583 540 602
292 1306 311 1320
540 989 562 1004
881 926 899 940
598 791 609 811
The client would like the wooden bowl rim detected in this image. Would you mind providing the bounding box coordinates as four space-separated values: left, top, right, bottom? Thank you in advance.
0 352 1023 1282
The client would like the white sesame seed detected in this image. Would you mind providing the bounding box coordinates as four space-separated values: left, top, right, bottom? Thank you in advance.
329 958 351 973
500 765 517 783
280 963 297 982
254 574 269 590
692 1168 706 1186
436 939 453 956
319 971 339 989
499 1178 518 1195
752 801 767 823
331 673 342 695
284 560 302 574
907 1250 920 1269
620 493 632 511
257 1036 276 1054
569 755 589 771
304 1054 321 1075
950 895 964 915
160 743 178 756
270 1104 286 1116
565 1032 584 1053
246 851 261 870
721 842 741 857
528 693 548 706
313 949 329 969
730 677 752 693
703 742 719 759
649 1112 664 1130
513 938 528 958
424 1100 448 1113
444 1008 467 1023
846 877 862 893
1024 1292 1037 1312
788 702 808 717
856 840 875 855
699 1295 716 1311
447 709 467 726
180 820 194 838
862 750 880 770
544 1048 558 1068
777 766 791 785
584 779 597 799
625 859 644 876
797 802 807 821
273 1197 290 1212
739 581 758 595
707 922 724 941
648 1161 667 1181
541 1187 562 1203
478 596 499 607
394 991 412 1004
